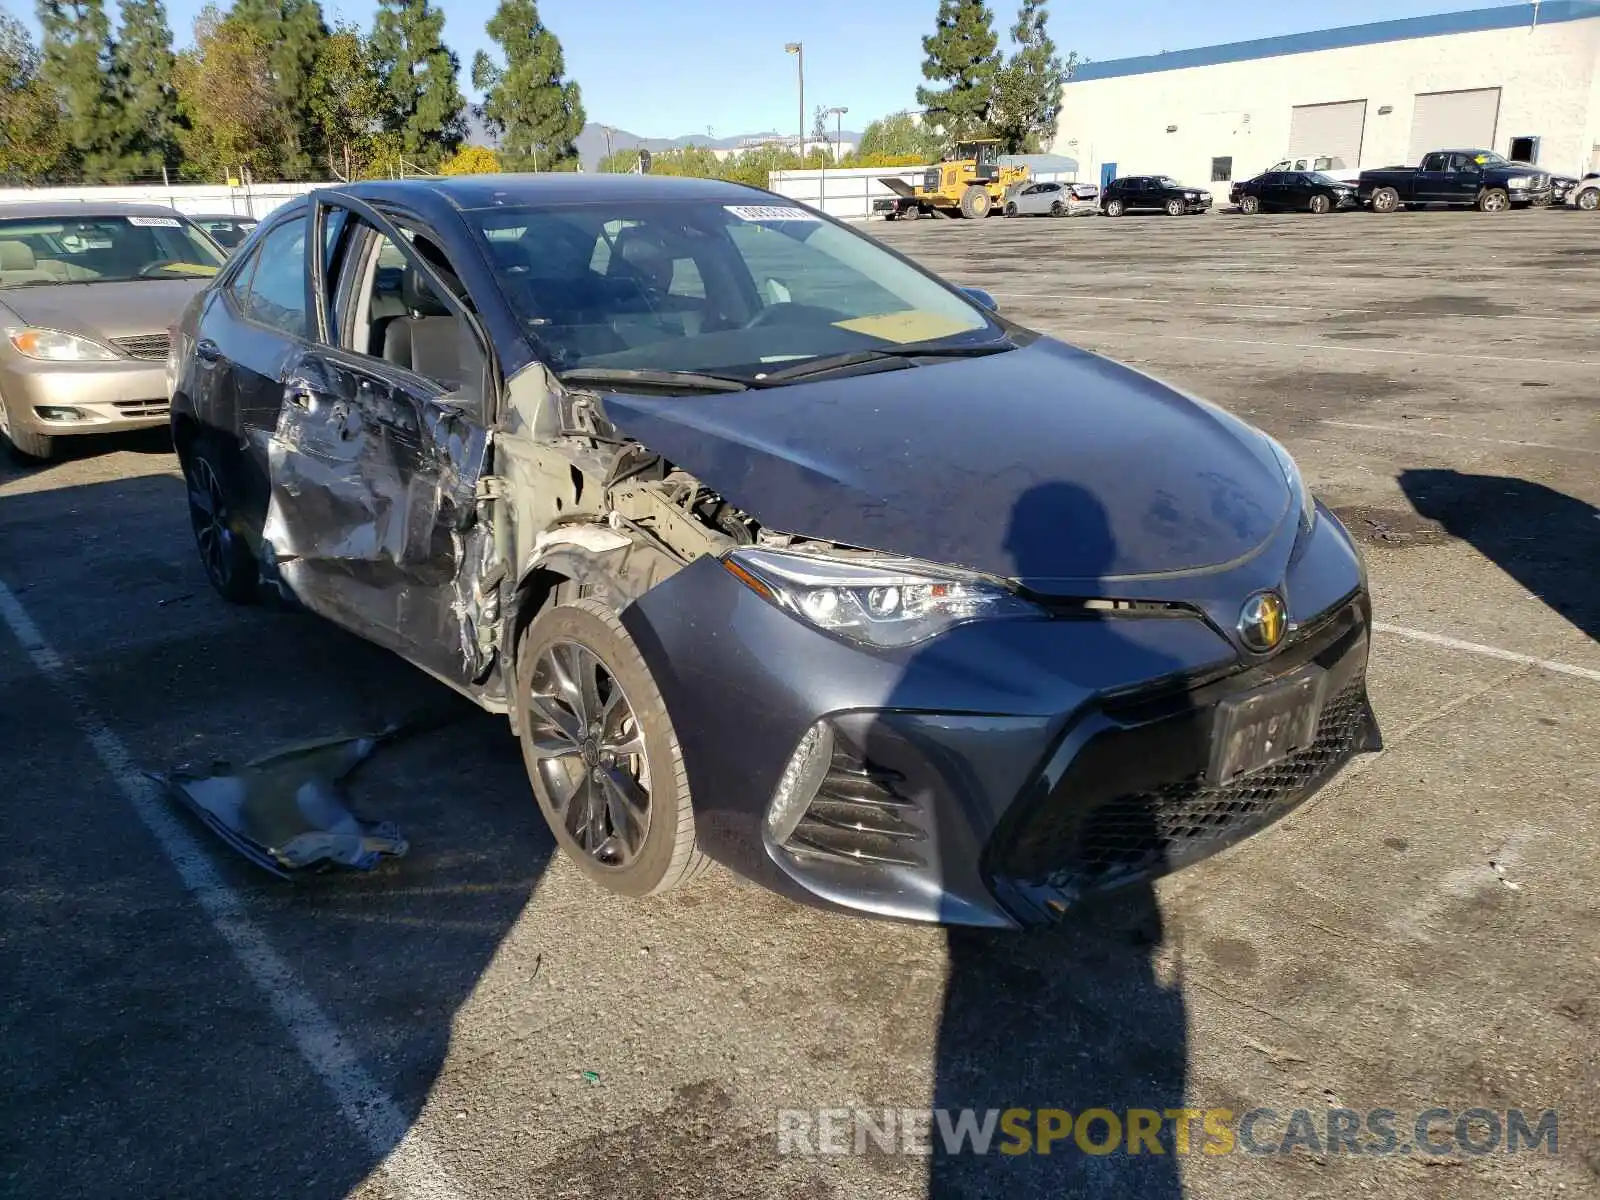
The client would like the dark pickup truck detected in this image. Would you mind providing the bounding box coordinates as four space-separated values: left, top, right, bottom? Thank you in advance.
1359 149 1553 213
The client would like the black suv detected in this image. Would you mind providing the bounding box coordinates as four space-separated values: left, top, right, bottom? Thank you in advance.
1101 176 1213 217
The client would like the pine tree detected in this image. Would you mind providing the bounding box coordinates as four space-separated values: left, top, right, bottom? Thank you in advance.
916 0 1001 142
228 0 329 178
36 0 128 180
1 12 72 183
990 0 1074 153
371 0 466 169
471 0 584 172
113 0 180 176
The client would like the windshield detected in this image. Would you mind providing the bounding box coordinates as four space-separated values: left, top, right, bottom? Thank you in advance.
1158 177 1184 189
464 200 1000 378
1471 151 1510 167
1308 172 1345 186
0 214 224 288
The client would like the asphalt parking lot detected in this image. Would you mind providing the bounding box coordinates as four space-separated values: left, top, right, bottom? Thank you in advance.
3 205 1597 1200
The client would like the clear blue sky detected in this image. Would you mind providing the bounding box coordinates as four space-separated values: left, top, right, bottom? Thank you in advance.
12 0 1513 138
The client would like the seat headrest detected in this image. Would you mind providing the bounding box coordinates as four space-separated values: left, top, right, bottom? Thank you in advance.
0 240 36 270
402 264 452 318
611 226 671 277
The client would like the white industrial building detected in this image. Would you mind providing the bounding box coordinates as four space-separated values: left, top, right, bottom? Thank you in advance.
1052 0 1600 191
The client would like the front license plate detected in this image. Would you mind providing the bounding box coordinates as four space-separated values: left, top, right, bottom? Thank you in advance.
1208 671 1324 783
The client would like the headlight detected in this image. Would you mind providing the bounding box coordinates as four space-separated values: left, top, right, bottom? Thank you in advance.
1505 176 1530 188
723 547 1042 648
1264 434 1316 533
6 327 119 362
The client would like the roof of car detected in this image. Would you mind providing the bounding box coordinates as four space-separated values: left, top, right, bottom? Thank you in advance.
341 172 777 212
0 200 196 220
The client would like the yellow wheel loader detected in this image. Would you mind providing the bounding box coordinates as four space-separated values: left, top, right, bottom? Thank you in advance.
873 140 1031 220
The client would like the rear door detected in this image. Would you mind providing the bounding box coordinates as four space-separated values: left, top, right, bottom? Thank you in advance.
1416 152 1453 202
262 193 499 686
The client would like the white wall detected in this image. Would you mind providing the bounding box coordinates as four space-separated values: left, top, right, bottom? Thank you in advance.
1054 17 1600 188
0 182 319 219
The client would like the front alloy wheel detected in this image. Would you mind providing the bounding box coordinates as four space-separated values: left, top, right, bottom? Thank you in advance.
1577 188 1599 212
1165 198 1185 216
1477 188 1509 213
1310 193 1331 214
1240 195 1260 215
516 598 705 896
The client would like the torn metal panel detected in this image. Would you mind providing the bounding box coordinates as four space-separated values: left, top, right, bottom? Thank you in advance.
153 732 409 877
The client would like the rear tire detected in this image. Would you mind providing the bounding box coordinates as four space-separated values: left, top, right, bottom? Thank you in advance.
958 186 991 219
1239 195 1261 215
1165 198 1185 216
1309 193 1332 214
1371 187 1400 213
1104 198 1125 217
182 431 259 604
1476 188 1509 213
515 597 707 897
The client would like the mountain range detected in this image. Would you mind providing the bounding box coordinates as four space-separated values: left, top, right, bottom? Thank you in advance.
574 123 864 171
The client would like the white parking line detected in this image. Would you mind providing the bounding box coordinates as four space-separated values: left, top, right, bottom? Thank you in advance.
1043 327 1598 368
1375 621 1600 683
1324 420 1600 456
990 292 1599 326
0 580 468 1200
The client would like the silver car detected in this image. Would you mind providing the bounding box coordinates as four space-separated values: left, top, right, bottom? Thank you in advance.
1003 181 1098 218
0 201 224 461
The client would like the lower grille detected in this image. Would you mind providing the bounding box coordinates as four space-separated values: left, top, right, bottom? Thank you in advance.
787 743 927 868
997 677 1371 897
111 332 171 360
112 399 168 417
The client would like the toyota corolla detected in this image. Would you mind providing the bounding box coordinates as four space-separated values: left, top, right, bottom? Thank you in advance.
168 175 1380 927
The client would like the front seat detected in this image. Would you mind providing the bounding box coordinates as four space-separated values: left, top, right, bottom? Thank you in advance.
382 265 461 389
0 240 54 286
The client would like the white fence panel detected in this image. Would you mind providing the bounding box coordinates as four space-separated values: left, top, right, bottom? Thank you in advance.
767 167 928 220
0 182 320 220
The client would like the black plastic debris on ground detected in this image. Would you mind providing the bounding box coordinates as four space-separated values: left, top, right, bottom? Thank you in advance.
151 728 414 879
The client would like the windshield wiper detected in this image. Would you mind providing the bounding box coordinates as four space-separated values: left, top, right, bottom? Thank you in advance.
557 366 752 394
755 339 1016 385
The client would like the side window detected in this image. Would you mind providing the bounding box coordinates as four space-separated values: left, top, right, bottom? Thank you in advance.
226 243 260 308
243 220 307 337
340 216 484 406
1421 153 1447 171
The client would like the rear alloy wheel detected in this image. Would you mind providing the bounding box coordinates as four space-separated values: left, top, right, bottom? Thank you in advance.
1050 199 1065 217
1104 198 1125 217
1371 187 1400 214
184 434 258 603
516 598 706 897
1239 195 1261 215
1165 197 1185 216
959 185 991 219
1577 187 1599 212
0 400 54 463
1309 193 1332 214
1477 188 1509 213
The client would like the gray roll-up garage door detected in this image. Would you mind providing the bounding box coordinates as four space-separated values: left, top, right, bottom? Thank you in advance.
1408 88 1501 162
1288 100 1367 172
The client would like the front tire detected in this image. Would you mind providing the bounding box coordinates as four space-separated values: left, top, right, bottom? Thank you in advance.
515 597 706 897
1577 187 1599 212
1050 200 1065 217
1004 201 1017 217
183 432 258 603
1371 187 1400 213
1239 195 1261 215
1309 193 1332 214
958 186 991 219
1165 198 1185 216
1477 188 1509 213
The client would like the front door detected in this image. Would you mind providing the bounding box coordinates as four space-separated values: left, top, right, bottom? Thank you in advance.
262 194 499 687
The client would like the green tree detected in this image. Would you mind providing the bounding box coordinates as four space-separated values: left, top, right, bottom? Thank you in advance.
113 0 180 176
643 143 721 178
596 147 642 174
36 0 128 180
229 0 329 178
370 0 466 168
173 4 292 180
916 0 1000 141
858 111 943 161
471 0 584 171
989 0 1073 153
308 24 399 179
438 144 500 174
0 12 72 183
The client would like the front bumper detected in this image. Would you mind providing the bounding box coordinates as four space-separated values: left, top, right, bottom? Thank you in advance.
1509 184 1554 206
0 354 170 437
623 505 1378 927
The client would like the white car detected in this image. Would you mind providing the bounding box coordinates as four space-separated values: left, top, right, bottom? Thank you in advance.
1265 155 1359 186
1569 173 1599 211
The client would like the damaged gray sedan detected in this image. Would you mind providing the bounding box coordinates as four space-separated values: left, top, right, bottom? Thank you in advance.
169 176 1380 927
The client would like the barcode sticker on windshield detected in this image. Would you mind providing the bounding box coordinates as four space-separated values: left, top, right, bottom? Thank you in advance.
723 205 821 222
127 215 182 227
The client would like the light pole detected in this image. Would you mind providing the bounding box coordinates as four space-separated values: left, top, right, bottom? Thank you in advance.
820 105 847 214
784 42 804 170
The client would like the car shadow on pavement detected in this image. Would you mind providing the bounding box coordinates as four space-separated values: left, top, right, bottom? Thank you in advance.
1399 469 1600 643
0 471 555 1200
907 482 1190 1199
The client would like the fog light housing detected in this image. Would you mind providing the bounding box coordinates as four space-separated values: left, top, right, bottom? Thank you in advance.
766 721 834 845
34 406 86 422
